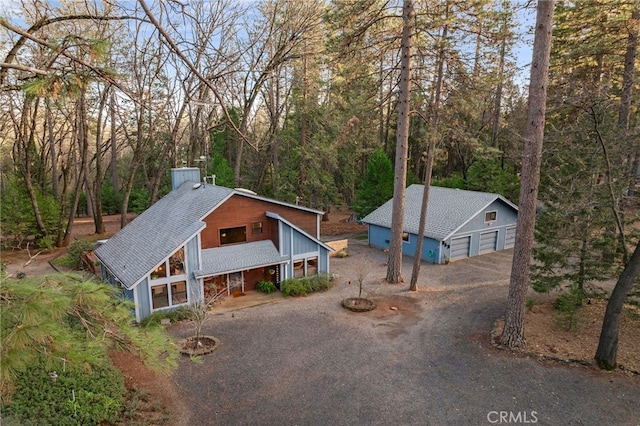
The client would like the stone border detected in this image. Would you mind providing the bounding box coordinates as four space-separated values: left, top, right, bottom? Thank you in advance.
180 335 222 356
341 297 376 312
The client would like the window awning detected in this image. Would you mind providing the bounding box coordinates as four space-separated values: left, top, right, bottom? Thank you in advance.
193 240 289 278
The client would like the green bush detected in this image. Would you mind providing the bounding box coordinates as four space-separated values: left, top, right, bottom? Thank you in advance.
281 278 310 297
140 306 192 327
257 280 277 294
3 357 125 426
306 274 332 292
553 286 584 332
65 239 95 269
281 274 332 297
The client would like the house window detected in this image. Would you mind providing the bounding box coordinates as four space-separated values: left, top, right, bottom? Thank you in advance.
252 221 263 234
220 226 246 245
151 284 169 309
171 281 187 304
485 211 497 222
294 260 305 278
307 257 318 275
150 247 188 310
169 248 185 276
402 232 409 242
151 263 167 280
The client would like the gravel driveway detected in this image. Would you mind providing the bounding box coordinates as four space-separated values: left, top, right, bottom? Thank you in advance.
170 240 639 425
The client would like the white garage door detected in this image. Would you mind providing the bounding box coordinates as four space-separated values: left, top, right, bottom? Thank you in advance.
450 236 471 260
479 231 498 254
505 227 516 248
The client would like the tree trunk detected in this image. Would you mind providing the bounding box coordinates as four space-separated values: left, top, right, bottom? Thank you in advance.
491 25 507 148
46 99 59 200
410 9 447 292
19 99 48 237
110 90 119 191
386 0 414 284
500 0 554 349
595 239 640 369
62 94 90 246
622 1 639 195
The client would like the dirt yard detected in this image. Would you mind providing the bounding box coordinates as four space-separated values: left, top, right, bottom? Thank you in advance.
2 210 639 424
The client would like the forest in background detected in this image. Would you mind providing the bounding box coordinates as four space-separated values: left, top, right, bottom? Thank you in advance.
0 0 639 300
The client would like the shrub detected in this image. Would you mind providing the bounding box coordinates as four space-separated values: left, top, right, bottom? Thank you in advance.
526 298 535 312
3 357 125 426
140 306 192 327
306 274 332 292
65 239 95 269
281 278 310 297
553 286 584 332
281 274 332 297
257 280 277 294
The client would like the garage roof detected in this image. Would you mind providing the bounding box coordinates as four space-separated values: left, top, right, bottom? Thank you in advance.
361 184 518 241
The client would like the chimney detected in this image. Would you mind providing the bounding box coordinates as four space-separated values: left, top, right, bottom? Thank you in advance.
170 167 201 191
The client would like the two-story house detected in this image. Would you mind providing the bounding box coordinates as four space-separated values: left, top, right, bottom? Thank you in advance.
94 168 333 322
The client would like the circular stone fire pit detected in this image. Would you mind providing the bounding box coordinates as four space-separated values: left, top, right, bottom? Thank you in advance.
341 297 376 312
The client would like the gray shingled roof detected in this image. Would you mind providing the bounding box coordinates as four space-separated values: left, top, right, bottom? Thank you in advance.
361 184 518 241
94 183 234 289
194 240 289 278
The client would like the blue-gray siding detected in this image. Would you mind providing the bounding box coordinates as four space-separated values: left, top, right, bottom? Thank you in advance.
184 236 202 302
367 198 516 264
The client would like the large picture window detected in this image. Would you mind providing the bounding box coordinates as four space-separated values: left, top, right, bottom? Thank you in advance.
150 247 188 310
220 226 247 245
307 257 318 275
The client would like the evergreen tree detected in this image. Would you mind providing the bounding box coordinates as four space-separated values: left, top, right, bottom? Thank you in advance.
352 147 394 218
0 273 178 399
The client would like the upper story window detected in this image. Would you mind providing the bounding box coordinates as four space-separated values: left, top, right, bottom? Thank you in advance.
220 226 246 245
252 221 263 234
402 232 409 242
485 211 497 222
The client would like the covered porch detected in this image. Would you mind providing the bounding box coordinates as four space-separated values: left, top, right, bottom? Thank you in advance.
193 240 289 297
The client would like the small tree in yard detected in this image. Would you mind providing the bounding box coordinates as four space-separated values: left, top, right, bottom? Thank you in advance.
185 279 241 352
355 255 371 299
342 255 376 312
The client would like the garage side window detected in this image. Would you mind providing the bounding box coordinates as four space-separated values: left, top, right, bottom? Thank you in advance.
484 211 497 222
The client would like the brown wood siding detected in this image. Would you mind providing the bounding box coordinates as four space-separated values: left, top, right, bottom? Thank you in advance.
243 268 268 292
201 194 318 249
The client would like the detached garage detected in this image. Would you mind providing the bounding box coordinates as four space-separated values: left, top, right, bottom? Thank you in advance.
361 184 518 264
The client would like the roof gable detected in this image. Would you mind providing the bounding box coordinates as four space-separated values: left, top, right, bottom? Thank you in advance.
361 184 518 241
95 183 233 288
94 181 327 289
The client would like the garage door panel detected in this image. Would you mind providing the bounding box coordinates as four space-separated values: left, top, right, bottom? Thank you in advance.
505 227 516 248
450 236 471 260
479 231 498 254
